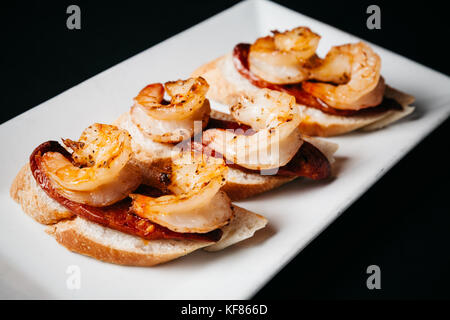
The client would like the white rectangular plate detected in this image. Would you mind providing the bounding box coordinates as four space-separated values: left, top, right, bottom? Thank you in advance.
1 0 449 299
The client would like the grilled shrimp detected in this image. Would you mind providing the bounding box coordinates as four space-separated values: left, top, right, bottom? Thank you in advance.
303 42 385 110
249 27 321 84
202 89 303 170
41 123 141 206
131 152 233 233
131 77 211 143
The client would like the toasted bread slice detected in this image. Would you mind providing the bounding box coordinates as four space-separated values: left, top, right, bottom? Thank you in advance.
11 164 268 266
192 54 415 137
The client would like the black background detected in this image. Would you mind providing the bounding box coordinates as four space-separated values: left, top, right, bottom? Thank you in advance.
1 1 449 299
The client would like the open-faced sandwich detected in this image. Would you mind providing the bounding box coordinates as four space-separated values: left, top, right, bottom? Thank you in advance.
201 89 338 200
114 76 338 200
192 26 416 136
10 123 268 266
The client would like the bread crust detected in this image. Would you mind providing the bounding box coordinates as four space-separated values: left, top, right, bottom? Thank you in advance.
223 168 295 201
10 164 74 224
192 54 415 137
47 218 212 266
45 205 268 265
